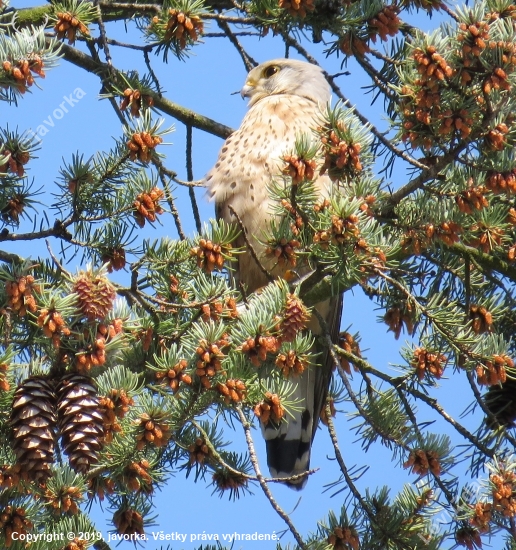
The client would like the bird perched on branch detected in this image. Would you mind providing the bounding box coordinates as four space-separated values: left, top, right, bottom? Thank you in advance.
205 58 342 488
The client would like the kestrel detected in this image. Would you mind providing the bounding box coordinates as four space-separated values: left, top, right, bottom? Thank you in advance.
205 58 342 488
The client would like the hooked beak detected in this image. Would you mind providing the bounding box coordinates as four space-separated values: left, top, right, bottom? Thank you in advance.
240 79 256 99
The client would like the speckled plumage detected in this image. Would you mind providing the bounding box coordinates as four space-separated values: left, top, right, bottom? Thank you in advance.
207 93 325 287
205 59 341 488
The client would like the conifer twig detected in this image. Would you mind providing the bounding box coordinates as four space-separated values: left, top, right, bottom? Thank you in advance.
314 309 410 450
94 0 114 70
45 240 71 278
395 386 459 510
323 403 379 527
155 160 186 240
235 405 307 549
0 250 23 264
186 125 202 234
227 205 274 284
216 18 257 72
334 341 495 457
191 419 255 480
52 41 234 139
98 1 161 13
143 48 163 97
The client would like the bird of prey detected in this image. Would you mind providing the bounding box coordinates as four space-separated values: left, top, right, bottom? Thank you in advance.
205 58 341 488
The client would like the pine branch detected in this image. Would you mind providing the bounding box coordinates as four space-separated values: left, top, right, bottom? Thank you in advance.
449 242 516 284
334 341 495 458
85 39 127 127
0 249 24 264
374 268 470 356
153 158 186 240
52 41 234 140
143 49 162 97
190 419 312 485
17 0 239 26
378 143 470 217
314 308 410 451
186 125 202 234
323 403 380 531
395 386 459 511
93 0 114 70
0 219 74 244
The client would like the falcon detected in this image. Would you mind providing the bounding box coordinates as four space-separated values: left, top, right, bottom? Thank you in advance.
205 58 341 488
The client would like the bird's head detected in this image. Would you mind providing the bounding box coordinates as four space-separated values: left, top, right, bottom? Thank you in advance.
241 58 331 107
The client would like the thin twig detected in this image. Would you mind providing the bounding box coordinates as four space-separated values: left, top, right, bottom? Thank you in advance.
395 386 459 509
45 240 71 278
155 162 187 240
379 143 469 214
314 309 409 449
117 286 161 322
410 383 495 457
174 177 206 188
204 31 261 38
235 405 307 549
94 0 114 71
186 125 202 233
0 220 73 243
324 403 380 526
90 36 153 51
216 18 257 72
191 418 316 483
367 47 402 67
98 1 161 12
144 49 163 97
354 53 398 102
328 335 481 537
374 267 471 356
202 13 259 24
227 205 274 283
441 4 460 22
144 288 225 310
191 419 256 480
85 41 127 126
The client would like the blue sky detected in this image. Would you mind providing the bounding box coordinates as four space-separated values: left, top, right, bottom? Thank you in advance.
2 2 500 549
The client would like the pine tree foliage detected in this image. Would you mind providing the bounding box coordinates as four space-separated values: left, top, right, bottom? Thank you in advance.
5 0 516 548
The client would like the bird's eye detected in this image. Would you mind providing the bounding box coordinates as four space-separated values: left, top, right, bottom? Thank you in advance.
263 65 279 78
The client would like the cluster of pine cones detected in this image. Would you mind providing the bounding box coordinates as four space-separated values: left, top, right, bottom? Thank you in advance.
10 373 104 482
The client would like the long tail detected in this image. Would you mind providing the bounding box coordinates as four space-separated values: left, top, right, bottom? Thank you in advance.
262 295 342 489
262 364 319 490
